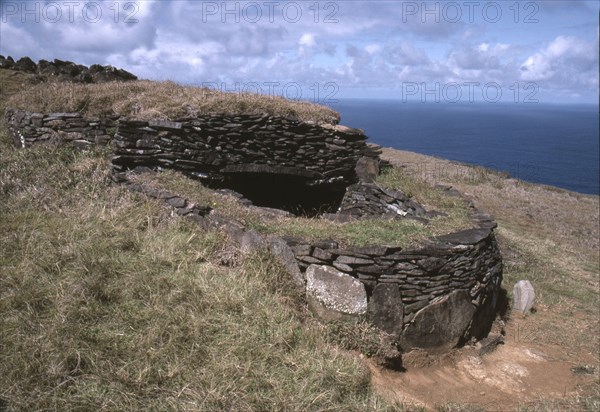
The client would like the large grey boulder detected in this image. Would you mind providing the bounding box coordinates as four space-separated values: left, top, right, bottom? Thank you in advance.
401 289 475 351
512 280 535 314
367 283 404 338
306 265 367 321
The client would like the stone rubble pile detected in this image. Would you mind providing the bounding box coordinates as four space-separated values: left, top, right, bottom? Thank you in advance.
337 182 430 219
0 55 137 83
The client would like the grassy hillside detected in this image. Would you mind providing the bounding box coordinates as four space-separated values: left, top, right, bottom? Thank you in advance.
2 67 598 411
0 70 402 410
380 149 600 409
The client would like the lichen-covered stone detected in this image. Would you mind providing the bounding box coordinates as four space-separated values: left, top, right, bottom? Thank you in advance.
239 229 266 255
513 280 535 314
306 264 367 320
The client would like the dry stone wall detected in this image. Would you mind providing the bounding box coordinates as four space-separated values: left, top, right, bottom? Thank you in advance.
5 109 118 148
110 116 380 188
119 167 503 351
282 209 502 347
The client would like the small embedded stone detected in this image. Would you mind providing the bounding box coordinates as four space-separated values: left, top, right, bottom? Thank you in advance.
335 255 374 265
367 284 404 337
166 197 186 208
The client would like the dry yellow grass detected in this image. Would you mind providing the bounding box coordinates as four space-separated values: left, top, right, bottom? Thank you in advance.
6 78 340 124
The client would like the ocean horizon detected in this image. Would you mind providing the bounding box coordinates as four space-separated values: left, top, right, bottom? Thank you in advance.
327 99 600 195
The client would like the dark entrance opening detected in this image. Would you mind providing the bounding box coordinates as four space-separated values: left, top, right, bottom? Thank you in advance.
211 172 348 217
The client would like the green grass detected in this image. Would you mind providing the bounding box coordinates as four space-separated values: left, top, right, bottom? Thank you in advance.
259 218 429 247
132 167 472 248
4 66 597 410
498 226 599 311
376 167 470 215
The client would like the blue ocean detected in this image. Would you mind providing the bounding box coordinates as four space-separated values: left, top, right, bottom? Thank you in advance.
328 100 599 195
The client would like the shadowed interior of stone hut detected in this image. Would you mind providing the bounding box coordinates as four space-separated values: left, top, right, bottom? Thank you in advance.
206 171 349 217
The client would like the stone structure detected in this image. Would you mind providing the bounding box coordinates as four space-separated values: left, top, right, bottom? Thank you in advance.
282 217 502 344
0 55 137 83
110 116 381 215
5 104 504 354
116 167 503 351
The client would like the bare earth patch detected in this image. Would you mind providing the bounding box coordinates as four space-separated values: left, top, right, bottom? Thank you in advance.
370 317 598 410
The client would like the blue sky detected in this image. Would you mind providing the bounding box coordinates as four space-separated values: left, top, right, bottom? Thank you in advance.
1 0 598 103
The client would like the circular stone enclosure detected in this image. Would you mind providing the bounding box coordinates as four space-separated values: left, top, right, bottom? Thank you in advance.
5 108 504 353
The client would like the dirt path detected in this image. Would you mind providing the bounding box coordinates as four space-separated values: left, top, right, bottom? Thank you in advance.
370 317 597 410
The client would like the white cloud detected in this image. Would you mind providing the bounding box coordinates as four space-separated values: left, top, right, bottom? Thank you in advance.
365 44 381 54
449 42 517 72
389 42 430 67
0 1 598 102
0 22 39 57
299 33 316 47
477 43 490 53
520 35 599 90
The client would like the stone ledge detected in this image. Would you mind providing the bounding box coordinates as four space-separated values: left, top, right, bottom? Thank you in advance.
436 227 493 245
